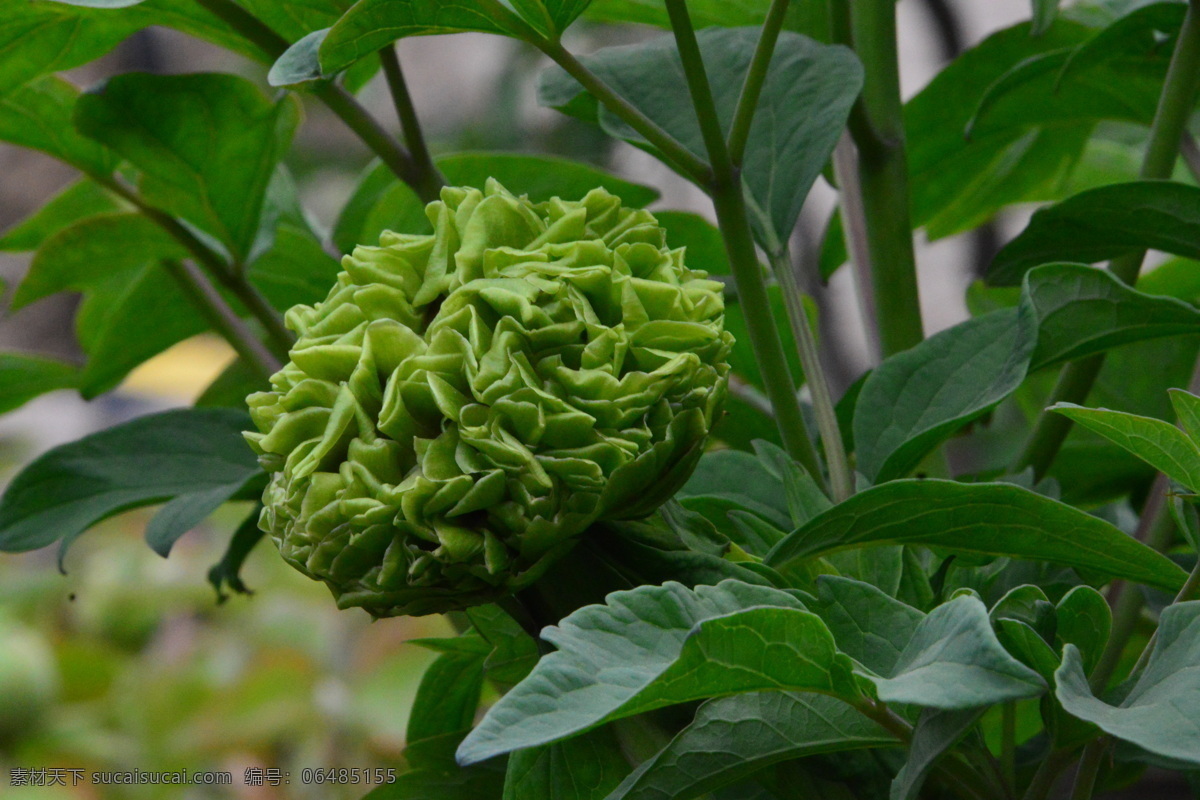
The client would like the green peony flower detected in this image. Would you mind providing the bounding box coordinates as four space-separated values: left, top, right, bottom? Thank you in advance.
245 180 731 616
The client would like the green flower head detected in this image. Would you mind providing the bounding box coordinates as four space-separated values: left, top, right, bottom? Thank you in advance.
245 180 731 616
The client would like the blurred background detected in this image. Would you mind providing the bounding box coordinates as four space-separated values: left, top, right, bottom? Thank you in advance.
0 1 1097 797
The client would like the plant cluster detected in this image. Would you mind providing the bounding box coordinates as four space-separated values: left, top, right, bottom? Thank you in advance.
0 0 1199 799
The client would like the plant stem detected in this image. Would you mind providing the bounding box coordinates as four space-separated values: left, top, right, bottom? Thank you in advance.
537 39 712 185
1020 748 1075 800
378 46 445 202
1068 738 1108 800
1001 702 1017 790
96 176 294 360
160 260 281 379
840 0 924 357
194 0 435 200
832 135 882 365
727 0 790 165
1013 0 1200 478
658 0 825 483
772 251 854 501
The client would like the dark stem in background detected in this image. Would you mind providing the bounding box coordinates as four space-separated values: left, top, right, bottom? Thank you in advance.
1014 0 1200 479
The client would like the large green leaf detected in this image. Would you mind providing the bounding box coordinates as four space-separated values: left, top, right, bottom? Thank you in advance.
869 595 1046 709
331 152 659 254
319 1 528 75
0 353 78 415
463 604 540 687
1055 586 1111 677
0 408 262 560
1049 402 1200 492
853 307 1036 483
1055 602 1200 766
765 480 1188 592
607 693 895 800
405 639 488 767
0 3 143 98
456 580 857 764
990 182 1200 285
812 576 925 677
0 77 116 175
905 19 1095 241
75 72 299 262
11 213 213 397
1024 262 1200 370
502 727 627 800
0 179 122 252
538 28 862 251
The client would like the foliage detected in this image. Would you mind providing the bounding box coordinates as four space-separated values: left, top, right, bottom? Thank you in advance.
1 0 1199 798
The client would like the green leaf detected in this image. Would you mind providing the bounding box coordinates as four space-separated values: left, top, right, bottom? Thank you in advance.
870 595 1046 709
990 182 1200 286
765 480 1188 593
1024 262 1200 370
332 152 659 253
1055 586 1112 677
1169 388 1200 444
677 449 792 540
269 27 329 86
75 72 299 261
247 225 342 311
1031 0 1062 34
0 353 78 414
502 727 627 800
406 640 487 767
12 213 211 397
0 179 122 252
608 693 895 800
1056 2 1187 89
0 77 116 175
891 709 985 800
207 505 265 601
854 307 1036 483
656 211 730 275
905 19 1095 242
455 580 854 764
583 0 831 41
364 762 506 800
0 4 143 98
813 576 925 677
538 28 862 251
0 408 262 562
144 477 263 557
464 604 540 687
238 0 355 45
319 0 528 75
994 620 1060 680
1055 602 1200 767
1048 403 1200 493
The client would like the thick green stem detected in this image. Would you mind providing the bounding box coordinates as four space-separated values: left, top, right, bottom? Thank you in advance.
772 251 854 500
841 0 924 357
727 0 790 165
537 40 712 185
161 260 281 380
194 0 433 200
659 0 824 481
378 46 445 203
1014 0 1200 477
